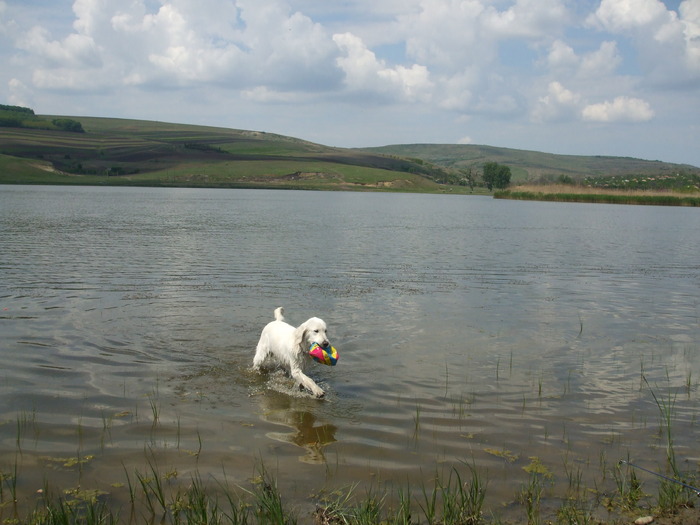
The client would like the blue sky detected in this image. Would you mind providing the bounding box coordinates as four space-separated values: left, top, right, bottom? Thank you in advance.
1 0 699 166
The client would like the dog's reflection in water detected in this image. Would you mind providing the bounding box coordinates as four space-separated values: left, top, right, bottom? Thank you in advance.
260 396 337 464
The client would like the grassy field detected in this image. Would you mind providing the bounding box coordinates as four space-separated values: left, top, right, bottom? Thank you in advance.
4 114 698 194
494 184 700 207
0 117 481 194
365 144 700 184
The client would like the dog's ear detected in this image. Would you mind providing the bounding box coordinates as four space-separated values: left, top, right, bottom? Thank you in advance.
293 323 307 353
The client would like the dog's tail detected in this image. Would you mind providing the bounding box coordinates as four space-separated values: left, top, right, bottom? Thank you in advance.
274 307 285 322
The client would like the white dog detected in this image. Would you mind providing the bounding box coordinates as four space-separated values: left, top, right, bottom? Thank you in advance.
253 307 331 398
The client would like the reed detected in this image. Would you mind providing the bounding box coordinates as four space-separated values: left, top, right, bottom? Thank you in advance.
1 459 18 505
562 457 583 499
642 374 700 512
494 185 700 207
148 394 160 427
15 410 35 452
313 482 360 524
0 453 697 525
122 465 136 505
389 484 413 525
413 402 422 438
350 488 383 525
519 470 543 525
643 373 678 476
556 498 596 525
2 376 699 525
612 458 643 510
135 458 168 516
248 462 296 524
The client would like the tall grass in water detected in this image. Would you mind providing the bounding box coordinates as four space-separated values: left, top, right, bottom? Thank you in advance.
643 373 697 511
420 466 486 525
247 462 297 524
612 458 643 510
518 470 543 525
494 185 700 206
3 377 700 525
2 453 698 525
643 374 678 476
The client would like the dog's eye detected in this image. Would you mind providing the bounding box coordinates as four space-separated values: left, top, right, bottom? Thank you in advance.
313 329 319 333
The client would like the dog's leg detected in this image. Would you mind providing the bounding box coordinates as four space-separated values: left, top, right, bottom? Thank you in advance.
252 339 268 370
290 365 324 398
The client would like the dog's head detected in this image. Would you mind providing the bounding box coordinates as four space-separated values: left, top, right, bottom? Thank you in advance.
294 317 330 353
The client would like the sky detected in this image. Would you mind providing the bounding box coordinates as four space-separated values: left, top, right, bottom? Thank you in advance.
1 0 699 167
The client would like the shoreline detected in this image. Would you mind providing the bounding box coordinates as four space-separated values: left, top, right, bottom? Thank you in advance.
495 185 700 207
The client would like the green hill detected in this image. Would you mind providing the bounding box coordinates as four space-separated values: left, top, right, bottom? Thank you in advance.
1 111 697 192
360 143 699 184
0 115 461 193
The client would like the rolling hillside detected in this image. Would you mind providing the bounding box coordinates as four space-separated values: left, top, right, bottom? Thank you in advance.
361 143 699 183
0 115 458 192
1 112 697 192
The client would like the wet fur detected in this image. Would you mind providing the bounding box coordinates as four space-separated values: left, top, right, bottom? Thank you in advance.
253 307 331 398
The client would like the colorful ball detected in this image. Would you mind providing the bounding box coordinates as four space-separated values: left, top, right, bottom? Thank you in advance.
309 342 339 366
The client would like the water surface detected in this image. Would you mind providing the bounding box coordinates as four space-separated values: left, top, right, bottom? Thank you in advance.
1 185 699 519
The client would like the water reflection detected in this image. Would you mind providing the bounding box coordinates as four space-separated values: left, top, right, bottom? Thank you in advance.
259 393 338 464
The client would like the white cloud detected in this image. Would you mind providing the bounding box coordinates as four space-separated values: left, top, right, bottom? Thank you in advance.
333 31 433 102
457 135 473 144
112 2 246 85
0 1 10 36
393 0 575 116
547 40 578 70
72 0 110 35
399 0 569 73
579 41 622 77
532 81 581 123
482 0 569 39
17 25 101 68
587 0 700 84
437 71 476 111
8 77 32 107
581 96 654 122
242 85 302 103
8 0 342 91
588 0 671 32
235 1 339 88
0 0 698 166
400 0 489 71
680 0 700 71
545 39 622 78
546 81 579 106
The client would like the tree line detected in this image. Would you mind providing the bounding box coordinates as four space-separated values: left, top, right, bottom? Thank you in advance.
456 161 512 190
0 104 84 133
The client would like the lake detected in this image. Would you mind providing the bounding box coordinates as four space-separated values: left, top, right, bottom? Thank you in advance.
1 185 699 521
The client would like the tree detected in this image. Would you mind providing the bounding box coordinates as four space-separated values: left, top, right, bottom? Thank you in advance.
52 118 85 133
0 104 35 115
460 167 476 190
482 161 511 190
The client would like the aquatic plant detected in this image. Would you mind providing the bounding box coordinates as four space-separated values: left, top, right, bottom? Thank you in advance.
494 187 700 206
643 374 699 512
519 470 544 525
246 462 297 524
612 458 644 510
2 372 700 525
